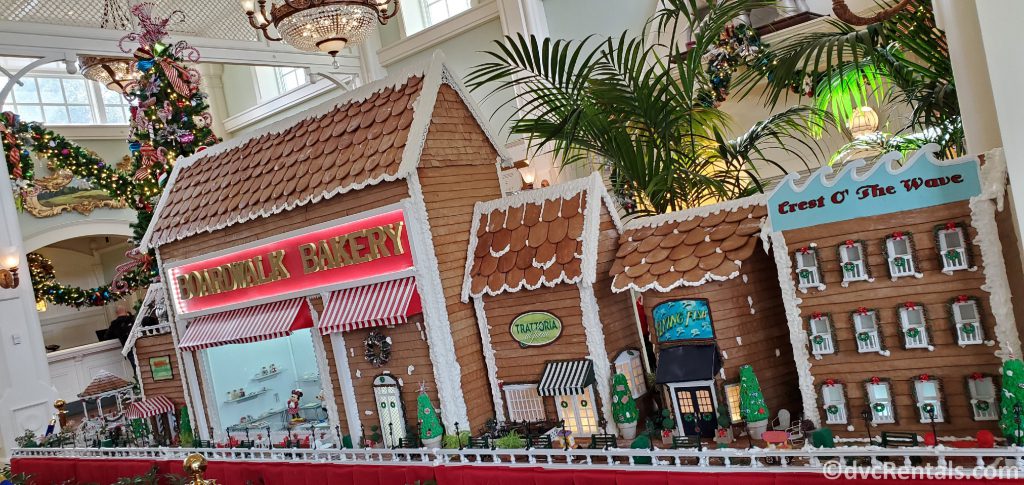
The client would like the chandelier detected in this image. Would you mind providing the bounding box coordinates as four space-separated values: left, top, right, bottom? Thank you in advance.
79 56 139 94
242 0 399 60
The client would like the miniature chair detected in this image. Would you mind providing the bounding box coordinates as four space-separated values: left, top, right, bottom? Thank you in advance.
771 409 791 431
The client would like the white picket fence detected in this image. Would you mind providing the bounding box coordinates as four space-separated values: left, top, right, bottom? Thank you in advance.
12 445 1024 473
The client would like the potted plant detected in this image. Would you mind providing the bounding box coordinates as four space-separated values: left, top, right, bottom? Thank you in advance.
658 409 676 445
738 365 770 440
715 402 733 447
611 373 639 439
417 391 444 448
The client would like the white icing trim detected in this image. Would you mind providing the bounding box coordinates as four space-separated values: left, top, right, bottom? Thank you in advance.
196 348 222 442
328 328 362 442
472 296 505 423
969 148 1021 359
612 268 744 294
460 173 621 301
767 229 821 427
307 299 343 441
122 282 170 356
404 171 470 431
622 193 766 230
577 282 617 436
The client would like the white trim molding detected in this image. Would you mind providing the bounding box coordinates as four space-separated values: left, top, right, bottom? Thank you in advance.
222 78 343 134
378 1 500 67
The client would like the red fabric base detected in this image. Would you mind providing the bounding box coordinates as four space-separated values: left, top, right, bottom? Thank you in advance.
11 457 1024 485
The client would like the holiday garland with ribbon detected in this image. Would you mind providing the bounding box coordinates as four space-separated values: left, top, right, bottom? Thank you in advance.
28 252 157 309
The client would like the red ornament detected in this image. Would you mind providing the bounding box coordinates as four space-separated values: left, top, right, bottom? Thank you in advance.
845 239 856 247
870 376 881 385
892 231 904 240
945 222 958 231
758 407 765 414
970 372 984 381
918 374 930 382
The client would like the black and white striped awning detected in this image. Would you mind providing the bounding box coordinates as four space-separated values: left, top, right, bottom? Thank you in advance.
538 359 595 396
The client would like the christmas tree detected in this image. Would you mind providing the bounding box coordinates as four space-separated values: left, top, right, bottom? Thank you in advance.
1000 359 1024 445
417 391 443 444
738 365 769 423
611 373 638 424
178 406 194 448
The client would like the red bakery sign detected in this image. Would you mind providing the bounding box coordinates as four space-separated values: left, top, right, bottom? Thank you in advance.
166 209 413 317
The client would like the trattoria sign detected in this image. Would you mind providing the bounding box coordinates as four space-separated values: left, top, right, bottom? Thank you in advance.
510 311 562 347
166 209 413 317
766 148 982 232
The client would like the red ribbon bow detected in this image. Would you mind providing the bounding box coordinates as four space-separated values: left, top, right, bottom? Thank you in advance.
970 372 984 381
845 239 856 247
956 295 970 304
800 247 810 254
904 302 917 310
918 374 930 382
856 307 869 315
870 376 881 385
892 231 904 240
824 378 838 386
812 311 823 320
945 222 958 231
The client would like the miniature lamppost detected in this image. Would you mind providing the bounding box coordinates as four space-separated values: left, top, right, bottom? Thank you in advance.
599 418 607 436
388 422 395 449
925 405 937 445
693 413 703 452
335 425 343 448
266 426 272 448
454 421 464 450
360 423 366 448
860 408 873 445
561 420 570 451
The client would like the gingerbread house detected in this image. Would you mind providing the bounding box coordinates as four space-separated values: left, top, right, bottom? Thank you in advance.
461 173 645 438
122 283 187 411
609 197 802 438
140 54 508 446
766 147 1020 438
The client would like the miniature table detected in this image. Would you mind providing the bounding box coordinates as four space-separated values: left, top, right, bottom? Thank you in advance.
761 431 790 449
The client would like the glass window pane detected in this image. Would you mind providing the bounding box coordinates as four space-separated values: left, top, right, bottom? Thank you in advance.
12 79 39 103
428 1 448 22
104 106 127 124
918 382 938 399
68 105 93 124
943 231 963 249
906 308 923 326
42 105 69 124
871 384 889 400
62 79 89 104
101 88 124 105
958 302 978 321
844 245 861 262
891 239 909 255
15 105 43 121
37 78 64 103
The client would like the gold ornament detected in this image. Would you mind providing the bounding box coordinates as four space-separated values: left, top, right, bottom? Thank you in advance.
183 453 216 485
54 399 69 428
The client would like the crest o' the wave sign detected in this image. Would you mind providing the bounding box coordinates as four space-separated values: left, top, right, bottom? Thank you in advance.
766 145 982 232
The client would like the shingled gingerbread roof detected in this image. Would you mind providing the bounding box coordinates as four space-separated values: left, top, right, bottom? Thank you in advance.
79 370 133 399
462 173 621 300
610 196 767 293
142 54 509 249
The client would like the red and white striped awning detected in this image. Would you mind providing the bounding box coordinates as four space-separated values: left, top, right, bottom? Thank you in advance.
179 298 313 351
126 395 175 420
318 277 421 335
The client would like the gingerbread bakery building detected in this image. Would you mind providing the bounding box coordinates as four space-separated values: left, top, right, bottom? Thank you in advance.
140 55 509 446
609 197 802 438
766 148 1020 438
461 173 645 438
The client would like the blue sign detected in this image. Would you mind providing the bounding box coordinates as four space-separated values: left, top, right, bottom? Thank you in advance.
653 299 713 342
767 146 982 232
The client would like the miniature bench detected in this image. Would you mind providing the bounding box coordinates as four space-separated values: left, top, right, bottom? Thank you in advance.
672 435 701 449
588 433 617 449
397 436 422 448
880 431 919 448
527 434 553 449
467 436 491 449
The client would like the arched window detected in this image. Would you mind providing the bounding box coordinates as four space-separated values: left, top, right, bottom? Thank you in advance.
613 350 647 398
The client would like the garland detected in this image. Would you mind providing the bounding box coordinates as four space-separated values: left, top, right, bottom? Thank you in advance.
699 22 765 106
28 252 157 308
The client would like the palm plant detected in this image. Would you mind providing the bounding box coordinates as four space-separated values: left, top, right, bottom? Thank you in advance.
466 0 831 215
735 0 962 157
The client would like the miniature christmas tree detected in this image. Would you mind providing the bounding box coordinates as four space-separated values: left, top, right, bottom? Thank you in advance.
417 391 443 443
738 365 769 423
178 406 194 448
611 373 638 424
1000 359 1024 445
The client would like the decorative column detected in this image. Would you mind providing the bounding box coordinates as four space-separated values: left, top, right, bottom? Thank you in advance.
0 138 58 460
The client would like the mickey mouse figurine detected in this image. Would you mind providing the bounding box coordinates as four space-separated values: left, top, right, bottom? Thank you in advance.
287 389 306 423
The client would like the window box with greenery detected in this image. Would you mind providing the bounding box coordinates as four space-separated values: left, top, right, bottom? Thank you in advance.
852 308 886 355
912 374 945 424
884 231 921 280
950 295 985 346
808 312 836 357
820 379 848 425
967 372 998 421
837 239 872 286
935 222 973 274
865 377 896 425
898 301 931 350
794 245 824 292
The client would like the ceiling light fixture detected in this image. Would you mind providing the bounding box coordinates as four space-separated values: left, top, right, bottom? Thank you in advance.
241 0 399 64
79 56 139 94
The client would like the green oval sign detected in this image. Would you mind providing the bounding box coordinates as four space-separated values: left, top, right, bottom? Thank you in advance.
510 311 562 347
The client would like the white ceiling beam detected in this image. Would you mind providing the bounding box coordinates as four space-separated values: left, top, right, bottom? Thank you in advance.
0 21 362 72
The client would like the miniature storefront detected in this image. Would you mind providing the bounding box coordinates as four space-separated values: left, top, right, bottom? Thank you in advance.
461 174 645 438
766 148 1020 437
610 199 802 438
140 56 511 445
123 283 188 411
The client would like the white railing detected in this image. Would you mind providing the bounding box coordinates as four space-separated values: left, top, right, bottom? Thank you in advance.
12 445 1024 472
